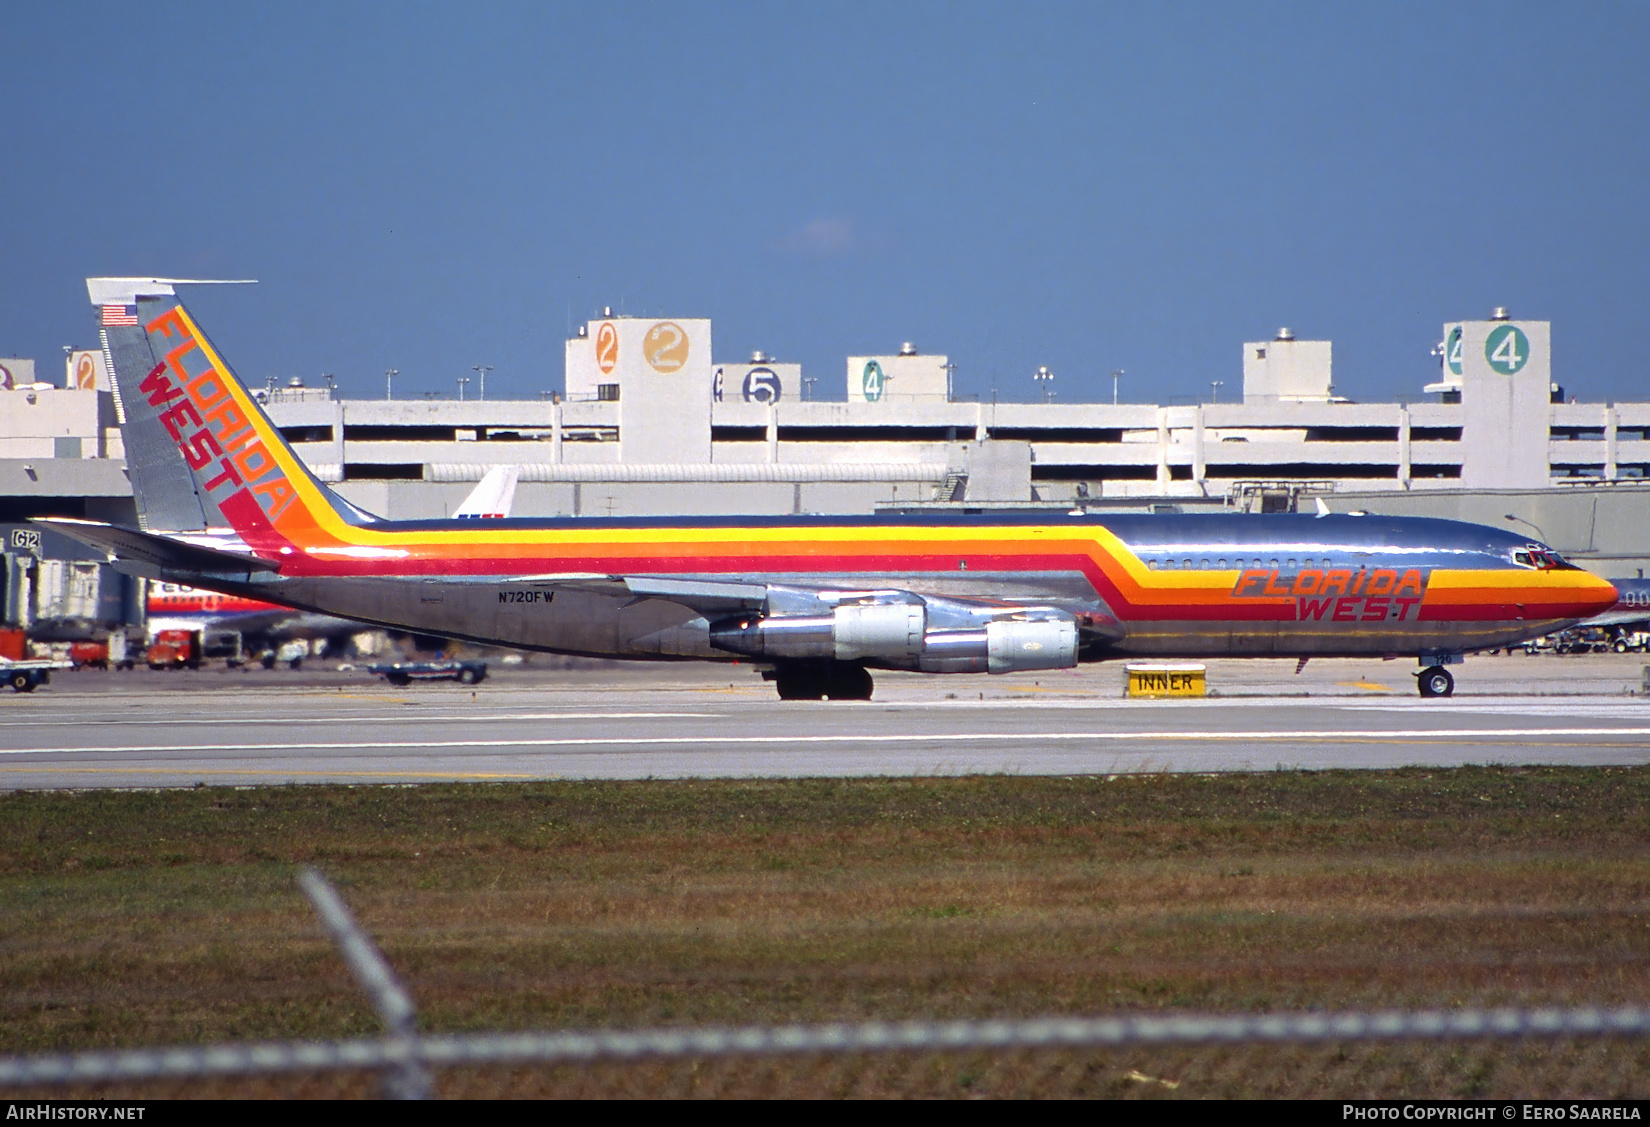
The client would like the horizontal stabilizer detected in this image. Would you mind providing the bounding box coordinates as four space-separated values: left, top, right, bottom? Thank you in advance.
30 517 279 575
86 278 256 304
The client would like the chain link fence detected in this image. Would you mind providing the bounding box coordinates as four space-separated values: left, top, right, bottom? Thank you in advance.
2 869 1646 1099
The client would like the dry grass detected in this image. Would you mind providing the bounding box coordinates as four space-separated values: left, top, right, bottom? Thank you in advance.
2 768 1648 1097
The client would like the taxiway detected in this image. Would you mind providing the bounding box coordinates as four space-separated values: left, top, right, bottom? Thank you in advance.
1 655 1647 789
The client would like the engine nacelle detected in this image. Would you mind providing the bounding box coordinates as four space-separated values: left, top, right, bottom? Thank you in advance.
712 605 1076 674
833 603 925 661
986 619 1078 673
709 602 924 662
918 620 1078 674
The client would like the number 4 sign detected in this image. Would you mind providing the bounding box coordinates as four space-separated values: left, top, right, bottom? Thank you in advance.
1484 324 1530 375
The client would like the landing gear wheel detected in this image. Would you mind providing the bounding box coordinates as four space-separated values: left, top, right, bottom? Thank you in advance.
1417 666 1454 698
773 663 873 701
774 668 825 700
823 664 874 701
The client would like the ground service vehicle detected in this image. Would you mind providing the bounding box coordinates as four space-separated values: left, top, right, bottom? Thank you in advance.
68 641 109 670
2 658 71 692
367 660 488 686
145 628 200 670
37 278 1621 700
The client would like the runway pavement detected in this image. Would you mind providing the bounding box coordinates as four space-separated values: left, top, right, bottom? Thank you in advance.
1 655 1648 789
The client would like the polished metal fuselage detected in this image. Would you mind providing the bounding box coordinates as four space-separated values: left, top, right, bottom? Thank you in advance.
209 511 1610 664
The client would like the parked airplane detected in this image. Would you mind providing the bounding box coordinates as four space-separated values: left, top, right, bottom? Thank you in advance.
144 466 522 652
38 278 1619 699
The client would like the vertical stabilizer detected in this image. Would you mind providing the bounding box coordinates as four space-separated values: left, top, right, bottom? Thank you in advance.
453 465 520 519
88 278 359 551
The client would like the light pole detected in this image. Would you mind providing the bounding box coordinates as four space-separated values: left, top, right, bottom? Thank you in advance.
1504 514 1549 543
322 372 335 397
1033 365 1055 403
802 376 817 402
385 368 397 401
456 376 470 402
472 364 493 401
1110 369 1124 405
1210 380 1223 404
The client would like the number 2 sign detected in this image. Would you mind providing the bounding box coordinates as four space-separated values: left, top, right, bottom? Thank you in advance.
595 323 618 375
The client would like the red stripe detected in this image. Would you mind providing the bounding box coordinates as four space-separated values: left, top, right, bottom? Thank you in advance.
254 534 1611 626
274 547 1301 622
217 488 299 559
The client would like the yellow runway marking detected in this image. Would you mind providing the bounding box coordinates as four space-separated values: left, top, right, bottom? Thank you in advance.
1006 686 1095 695
1336 681 1394 692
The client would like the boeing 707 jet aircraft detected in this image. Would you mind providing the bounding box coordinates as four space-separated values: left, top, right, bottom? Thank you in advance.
35 278 1618 700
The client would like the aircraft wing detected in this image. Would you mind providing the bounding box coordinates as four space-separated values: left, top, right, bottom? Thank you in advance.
30 517 279 576
502 573 769 613
1581 607 1650 629
503 571 1121 639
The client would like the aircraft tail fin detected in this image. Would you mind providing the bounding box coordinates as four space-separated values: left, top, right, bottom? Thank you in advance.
89 278 360 552
453 465 520 519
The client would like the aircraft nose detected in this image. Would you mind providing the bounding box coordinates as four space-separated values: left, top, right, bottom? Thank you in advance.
1587 573 1621 615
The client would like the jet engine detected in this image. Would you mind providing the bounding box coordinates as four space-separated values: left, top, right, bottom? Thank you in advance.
709 603 1077 674
709 602 923 663
919 619 1078 674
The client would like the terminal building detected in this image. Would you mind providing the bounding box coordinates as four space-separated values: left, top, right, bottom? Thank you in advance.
276 309 1649 514
2 305 1649 639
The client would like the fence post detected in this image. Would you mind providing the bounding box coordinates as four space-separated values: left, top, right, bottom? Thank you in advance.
298 867 430 1099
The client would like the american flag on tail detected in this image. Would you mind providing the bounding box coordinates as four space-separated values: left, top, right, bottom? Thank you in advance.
101 305 139 326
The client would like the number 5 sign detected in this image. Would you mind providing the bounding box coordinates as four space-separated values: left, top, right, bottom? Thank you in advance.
1484 324 1530 375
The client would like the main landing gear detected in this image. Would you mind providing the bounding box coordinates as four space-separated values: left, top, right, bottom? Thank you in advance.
767 662 875 701
1416 665 1455 697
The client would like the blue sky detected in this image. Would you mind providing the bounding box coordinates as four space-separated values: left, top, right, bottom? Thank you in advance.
2 1 1646 406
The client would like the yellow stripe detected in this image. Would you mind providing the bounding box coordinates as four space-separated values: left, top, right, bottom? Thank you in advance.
176 306 355 541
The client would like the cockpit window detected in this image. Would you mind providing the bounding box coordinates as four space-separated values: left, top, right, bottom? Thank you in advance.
1511 546 1569 570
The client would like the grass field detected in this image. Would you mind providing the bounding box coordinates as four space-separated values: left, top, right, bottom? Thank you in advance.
2 768 1648 1098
